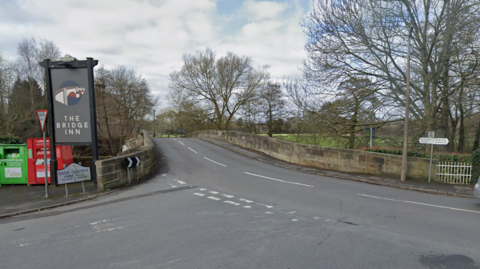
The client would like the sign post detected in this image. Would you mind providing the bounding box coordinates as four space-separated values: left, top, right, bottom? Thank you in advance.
418 134 449 182
37 109 48 198
57 163 91 197
39 56 99 186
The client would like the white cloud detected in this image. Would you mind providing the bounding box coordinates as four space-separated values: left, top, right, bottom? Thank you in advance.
240 0 288 21
0 0 309 107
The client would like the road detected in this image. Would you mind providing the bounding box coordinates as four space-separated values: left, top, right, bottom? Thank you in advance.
1 137 480 268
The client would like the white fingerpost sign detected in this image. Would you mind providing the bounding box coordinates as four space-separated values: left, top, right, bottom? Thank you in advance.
419 134 449 183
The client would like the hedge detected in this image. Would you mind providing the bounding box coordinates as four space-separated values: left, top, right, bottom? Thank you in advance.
0 136 22 145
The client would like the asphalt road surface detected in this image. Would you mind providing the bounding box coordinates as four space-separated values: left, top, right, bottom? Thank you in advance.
1 137 480 269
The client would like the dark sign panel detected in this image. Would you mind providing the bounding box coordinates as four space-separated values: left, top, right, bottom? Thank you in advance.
51 68 92 144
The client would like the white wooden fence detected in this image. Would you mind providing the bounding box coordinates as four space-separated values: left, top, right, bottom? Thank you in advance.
436 162 472 184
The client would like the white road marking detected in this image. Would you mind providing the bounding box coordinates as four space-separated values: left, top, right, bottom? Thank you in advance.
171 185 178 188
314 217 320 220
224 201 241 206
173 138 177 140
188 147 198 154
325 219 331 222
245 172 314 188
358 193 480 214
177 180 186 185
291 219 299 222
162 174 167 177
257 203 274 209
194 193 206 197
90 220 108 225
207 196 221 201
239 198 253 203
204 157 227 167
210 191 219 194
178 141 185 145
265 212 274 214
222 194 235 198
289 211 296 214
243 206 252 209
199 188 207 191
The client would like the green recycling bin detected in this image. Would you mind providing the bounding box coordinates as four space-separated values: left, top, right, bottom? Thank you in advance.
0 144 28 186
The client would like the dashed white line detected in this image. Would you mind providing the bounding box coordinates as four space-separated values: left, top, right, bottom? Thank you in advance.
224 201 241 206
204 157 227 167
178 141 185 145
194 193 206 197
207 196 221 201
199 188 207 191
209 191 219 194
243 206 252 209
177 180 186 185
245 172 314 188
188 147 198 154
358 193 480 214
291 219 299 222
265 212 274 214
222 194 235 198
257 203 274 209
289 211 296 214
239 198 253 203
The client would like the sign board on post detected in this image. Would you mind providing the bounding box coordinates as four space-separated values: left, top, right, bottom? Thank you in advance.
51 68 92 144
37 110 48 132
419 137 449 145
57 163 91 185
419 135 449 183
39 57 99 187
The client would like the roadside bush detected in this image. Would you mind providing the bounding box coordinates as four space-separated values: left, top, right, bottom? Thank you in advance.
471 149 480 184
0 136 23 144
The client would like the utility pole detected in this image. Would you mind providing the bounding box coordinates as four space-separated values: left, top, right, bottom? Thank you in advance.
401 26 413 181
153 110 156 138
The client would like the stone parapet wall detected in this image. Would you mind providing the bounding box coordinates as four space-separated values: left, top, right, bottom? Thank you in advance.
95 131 156 191
189 130 435 181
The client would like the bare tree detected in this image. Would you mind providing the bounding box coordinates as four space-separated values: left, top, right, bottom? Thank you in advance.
95 66 158 155
16 37 61 92
301 0 480 149
169 48 269 130
258 82 285 137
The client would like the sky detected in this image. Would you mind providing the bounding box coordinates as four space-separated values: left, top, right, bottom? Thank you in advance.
0 0 311 108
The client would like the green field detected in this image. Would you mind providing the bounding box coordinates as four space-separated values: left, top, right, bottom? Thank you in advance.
260 133 406 149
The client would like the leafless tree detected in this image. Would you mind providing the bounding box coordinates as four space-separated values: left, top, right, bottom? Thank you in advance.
95 65 158 155
258 82 285 137
169 48 269 130
301 0 480 150
16 37 61 92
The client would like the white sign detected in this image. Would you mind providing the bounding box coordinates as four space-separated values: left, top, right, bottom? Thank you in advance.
419 137 449 145
5 168 22 178
37 110 48 132
57 163 91 185
428 131 435 138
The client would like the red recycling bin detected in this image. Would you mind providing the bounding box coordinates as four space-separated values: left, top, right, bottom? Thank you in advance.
27 138 74 185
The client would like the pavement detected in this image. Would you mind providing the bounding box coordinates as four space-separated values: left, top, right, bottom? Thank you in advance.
0 137 476 220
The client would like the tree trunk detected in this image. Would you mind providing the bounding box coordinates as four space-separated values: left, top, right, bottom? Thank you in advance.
457 103 465 152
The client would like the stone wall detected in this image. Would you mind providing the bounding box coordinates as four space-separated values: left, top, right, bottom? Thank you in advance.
189 130 435 181
95 131 156 191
